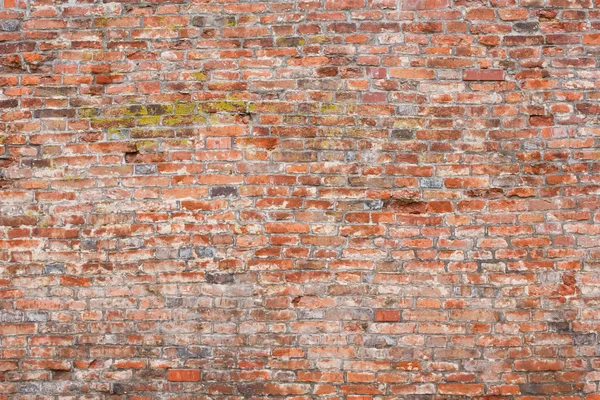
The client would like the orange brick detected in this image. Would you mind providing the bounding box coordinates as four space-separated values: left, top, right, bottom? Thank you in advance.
167 369 201 382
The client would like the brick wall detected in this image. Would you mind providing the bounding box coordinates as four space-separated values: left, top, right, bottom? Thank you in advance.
0 0 599 398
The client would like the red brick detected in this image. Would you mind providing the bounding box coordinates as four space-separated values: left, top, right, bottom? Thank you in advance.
0 324 37 335
462 69 506 81
375 310 401 322
167 369 201 382
514 359 564 371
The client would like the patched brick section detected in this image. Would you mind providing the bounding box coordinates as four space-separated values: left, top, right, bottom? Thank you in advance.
0 0 599 398
209 186 238 197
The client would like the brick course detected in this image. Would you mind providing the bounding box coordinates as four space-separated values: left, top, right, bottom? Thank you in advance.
0 0 599 398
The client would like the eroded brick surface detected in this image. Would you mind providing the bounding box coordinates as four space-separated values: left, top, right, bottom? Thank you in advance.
0 0 599 398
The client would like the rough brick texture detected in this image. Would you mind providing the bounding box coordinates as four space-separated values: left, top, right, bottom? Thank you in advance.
0 0 599 398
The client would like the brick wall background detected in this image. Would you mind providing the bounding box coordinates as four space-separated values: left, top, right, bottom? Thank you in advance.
0 0 599 398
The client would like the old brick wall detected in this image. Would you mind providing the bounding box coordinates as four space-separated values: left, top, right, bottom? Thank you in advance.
0 0 599 398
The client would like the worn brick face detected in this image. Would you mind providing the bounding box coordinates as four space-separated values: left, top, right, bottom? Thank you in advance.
0 0 599 398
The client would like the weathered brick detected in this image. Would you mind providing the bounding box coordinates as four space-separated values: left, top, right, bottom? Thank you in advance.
0 0 596 398
403 0 449 9
463 69 506 81
514 359 564 371
438 383 485 396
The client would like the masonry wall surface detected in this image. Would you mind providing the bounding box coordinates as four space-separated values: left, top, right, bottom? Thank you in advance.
1 0 599 398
